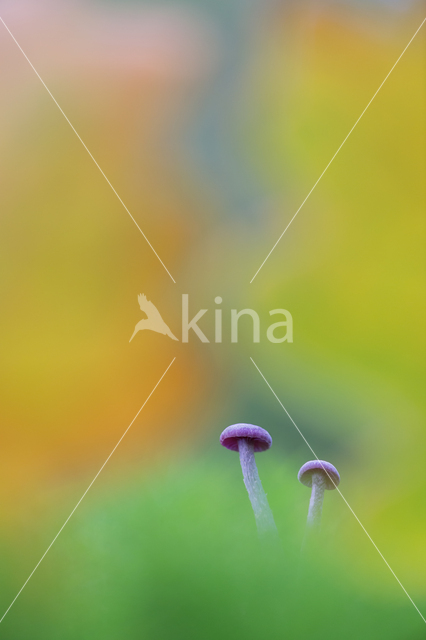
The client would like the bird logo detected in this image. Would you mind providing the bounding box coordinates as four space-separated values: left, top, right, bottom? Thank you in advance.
129 294 179 342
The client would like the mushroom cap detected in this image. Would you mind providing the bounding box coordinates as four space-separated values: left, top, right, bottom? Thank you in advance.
220 423 272 452
298 460 340 490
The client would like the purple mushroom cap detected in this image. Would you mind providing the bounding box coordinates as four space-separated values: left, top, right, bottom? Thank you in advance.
220 423 272 453
298 460 340 490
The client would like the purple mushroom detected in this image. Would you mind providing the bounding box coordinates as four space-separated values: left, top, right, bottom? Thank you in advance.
220 423 277 536
298 460 340 529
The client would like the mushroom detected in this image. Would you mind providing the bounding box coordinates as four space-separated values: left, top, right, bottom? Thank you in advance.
298 460 340 530
220 423 277 536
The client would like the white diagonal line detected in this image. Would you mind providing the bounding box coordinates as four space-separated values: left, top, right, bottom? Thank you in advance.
0 357 176 624
0 16 176 284
250 356 426 623
250 16 426 284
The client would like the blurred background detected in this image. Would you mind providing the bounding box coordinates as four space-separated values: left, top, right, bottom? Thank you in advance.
0 0 425 637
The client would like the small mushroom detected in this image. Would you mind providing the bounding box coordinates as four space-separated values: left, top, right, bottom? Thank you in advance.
220 423 277 536
298 460 340 530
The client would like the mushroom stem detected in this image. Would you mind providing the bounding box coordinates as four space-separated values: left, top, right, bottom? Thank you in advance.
238 438 277 536
306 472 326 529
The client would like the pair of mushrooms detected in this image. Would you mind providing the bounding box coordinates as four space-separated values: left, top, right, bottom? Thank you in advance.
220 423 340 537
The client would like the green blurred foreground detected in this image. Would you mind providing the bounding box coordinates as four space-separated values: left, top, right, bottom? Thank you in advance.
1 453 424 639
